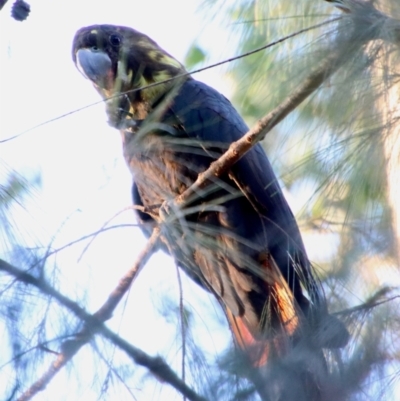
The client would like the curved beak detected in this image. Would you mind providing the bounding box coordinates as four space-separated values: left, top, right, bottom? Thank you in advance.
76 48 113 89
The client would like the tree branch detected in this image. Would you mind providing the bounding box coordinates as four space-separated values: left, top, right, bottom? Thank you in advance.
0 248 206 401
1 228 205 401
176 0 400 208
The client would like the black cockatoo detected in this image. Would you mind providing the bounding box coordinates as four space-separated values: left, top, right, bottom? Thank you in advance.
72 25 348 365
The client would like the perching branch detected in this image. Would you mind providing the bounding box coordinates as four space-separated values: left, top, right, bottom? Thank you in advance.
177 0 400 208
176 50 344 207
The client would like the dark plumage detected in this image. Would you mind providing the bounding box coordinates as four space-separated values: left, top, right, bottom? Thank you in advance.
72 25 348 365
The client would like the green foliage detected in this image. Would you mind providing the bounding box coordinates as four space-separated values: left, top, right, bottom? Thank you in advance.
185 43 207 69
199 0 400 399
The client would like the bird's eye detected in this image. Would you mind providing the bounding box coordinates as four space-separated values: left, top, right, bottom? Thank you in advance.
109 34 121 47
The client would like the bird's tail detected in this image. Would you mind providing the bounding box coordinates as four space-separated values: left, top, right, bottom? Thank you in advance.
226 255 301 367
226 254 349 367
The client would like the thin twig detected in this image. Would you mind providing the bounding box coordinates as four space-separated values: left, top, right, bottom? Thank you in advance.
326 0 400 43
0 250 207 401
335 287 399 316
176 0 400 208
34 223 138 265
77 205 145 263
0 228 163 401
0 17 339 144
176 50 345 207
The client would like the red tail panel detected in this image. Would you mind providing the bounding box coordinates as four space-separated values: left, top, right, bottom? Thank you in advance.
226 255 302 366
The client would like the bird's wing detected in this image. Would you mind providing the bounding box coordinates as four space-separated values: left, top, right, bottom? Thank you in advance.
162 78 324 309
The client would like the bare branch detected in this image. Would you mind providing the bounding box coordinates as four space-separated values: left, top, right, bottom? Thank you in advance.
16 226 159 399
0 246 207 401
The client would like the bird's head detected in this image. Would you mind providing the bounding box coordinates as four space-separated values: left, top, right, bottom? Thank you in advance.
72 25 187 109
